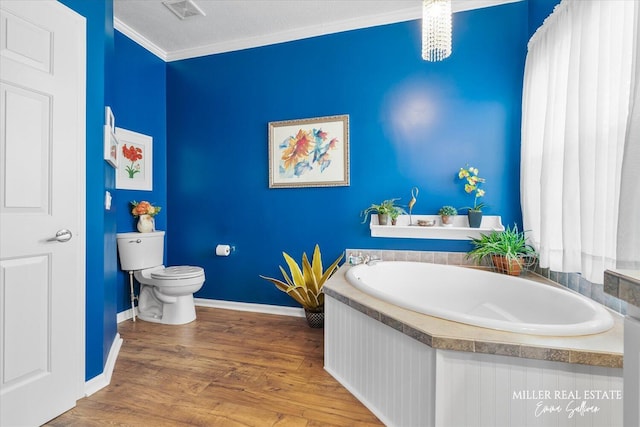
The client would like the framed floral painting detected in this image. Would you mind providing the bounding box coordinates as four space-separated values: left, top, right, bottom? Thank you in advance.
115 127 153 191
268 115 349 188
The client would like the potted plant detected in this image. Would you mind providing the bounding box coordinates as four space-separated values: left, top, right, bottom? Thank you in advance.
361 198 401 226
458 165 486 228
438 205 457 226
466 224 537 276
389 205 408 225
259 244 343 328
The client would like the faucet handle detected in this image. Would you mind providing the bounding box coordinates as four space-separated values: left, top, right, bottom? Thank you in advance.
348 252 364 265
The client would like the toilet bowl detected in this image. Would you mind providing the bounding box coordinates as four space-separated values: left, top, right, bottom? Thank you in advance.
116 231 205 325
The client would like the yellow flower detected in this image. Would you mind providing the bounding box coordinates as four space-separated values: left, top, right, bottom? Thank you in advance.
458 165 487 211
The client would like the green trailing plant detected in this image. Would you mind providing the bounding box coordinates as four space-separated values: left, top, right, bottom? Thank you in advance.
438 205 458 216
361 198 402 223
389 205 408 221
466 224 537 273
259 244 343 312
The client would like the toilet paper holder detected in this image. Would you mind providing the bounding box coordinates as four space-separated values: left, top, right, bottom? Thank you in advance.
215 244 236 256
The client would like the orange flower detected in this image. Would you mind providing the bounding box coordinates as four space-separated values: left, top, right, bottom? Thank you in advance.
281 129 314 171
130 200 161 217
122 144 143 162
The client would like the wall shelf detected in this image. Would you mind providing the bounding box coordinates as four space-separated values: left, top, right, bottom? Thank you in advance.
370 214 504 240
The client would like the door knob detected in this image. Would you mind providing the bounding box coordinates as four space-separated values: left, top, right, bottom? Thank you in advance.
47 229 73 243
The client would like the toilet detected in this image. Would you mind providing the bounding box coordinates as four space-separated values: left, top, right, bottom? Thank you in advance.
116 231 205 325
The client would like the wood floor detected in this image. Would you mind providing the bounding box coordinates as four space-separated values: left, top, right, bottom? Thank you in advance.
46 306 382 426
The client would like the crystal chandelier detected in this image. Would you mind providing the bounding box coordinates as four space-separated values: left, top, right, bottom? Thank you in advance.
422 0 452 61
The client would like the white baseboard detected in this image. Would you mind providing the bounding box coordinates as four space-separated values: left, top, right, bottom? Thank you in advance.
84 333 123 397
117 308 134 323
116 299 305 324
194 298 305 318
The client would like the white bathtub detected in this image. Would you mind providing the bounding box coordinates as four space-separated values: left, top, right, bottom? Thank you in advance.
345 261 613 336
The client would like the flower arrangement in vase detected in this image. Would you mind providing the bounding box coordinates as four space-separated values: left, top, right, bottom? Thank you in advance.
458 165 486 228
131 200 161 233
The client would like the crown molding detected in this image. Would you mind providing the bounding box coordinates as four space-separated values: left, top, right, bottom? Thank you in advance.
116 0 523 63
114 17 168 61
164 6 421 61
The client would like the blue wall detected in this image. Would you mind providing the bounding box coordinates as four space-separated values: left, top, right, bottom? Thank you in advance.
166 2 529 308
528 0 561 35
112 31 168 311
57 0 118 380
54 0 560 381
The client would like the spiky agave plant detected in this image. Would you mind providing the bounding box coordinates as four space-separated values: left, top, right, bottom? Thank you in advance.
260 244 343 312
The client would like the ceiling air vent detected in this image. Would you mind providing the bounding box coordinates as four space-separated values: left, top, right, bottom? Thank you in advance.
162 0 206 20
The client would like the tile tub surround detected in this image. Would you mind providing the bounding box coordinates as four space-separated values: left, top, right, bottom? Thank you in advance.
604 269 640 312
536 266 627 315
605 269 640 427
325 262 623 368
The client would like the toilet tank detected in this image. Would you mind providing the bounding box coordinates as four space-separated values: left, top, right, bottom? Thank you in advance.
116 231 165 271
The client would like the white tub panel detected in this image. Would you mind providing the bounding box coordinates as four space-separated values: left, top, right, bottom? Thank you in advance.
435 350 623 427
624 315 640 427
325 296 436 427
326 295 623 427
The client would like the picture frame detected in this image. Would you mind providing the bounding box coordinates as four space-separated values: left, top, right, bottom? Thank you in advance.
115 127 153 191
268 114 349 188
103 106 118 168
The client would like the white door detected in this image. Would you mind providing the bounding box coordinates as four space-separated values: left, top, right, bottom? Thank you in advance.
0 1 86 425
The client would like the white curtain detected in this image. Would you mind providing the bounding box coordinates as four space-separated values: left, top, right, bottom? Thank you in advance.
617 3 640 271
521 0 639 284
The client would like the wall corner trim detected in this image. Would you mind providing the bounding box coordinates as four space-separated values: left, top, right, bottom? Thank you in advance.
84 333 123 397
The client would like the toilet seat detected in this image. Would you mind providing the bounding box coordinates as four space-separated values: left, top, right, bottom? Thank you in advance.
150 266 204 280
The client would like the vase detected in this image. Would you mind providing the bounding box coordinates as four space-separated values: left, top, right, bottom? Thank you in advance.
441 215 455 226
304 308 324 328
377 213 389 226
137 214 155 233
468 210 483 228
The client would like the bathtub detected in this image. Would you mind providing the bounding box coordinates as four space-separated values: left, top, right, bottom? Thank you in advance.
345 261 613 336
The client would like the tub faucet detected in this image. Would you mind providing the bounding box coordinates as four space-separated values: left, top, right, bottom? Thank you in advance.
364 254 381 265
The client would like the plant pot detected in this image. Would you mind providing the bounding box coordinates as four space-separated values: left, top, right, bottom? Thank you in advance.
441 215 455 226
378 213 389 226
491 255 523 276
304 308 324 328
468 210 483 228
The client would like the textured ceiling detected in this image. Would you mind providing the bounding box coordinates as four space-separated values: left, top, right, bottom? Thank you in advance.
113 0 522 61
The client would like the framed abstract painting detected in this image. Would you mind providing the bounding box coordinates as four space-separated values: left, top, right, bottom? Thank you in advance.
115 127 153 191
268 115 349 188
